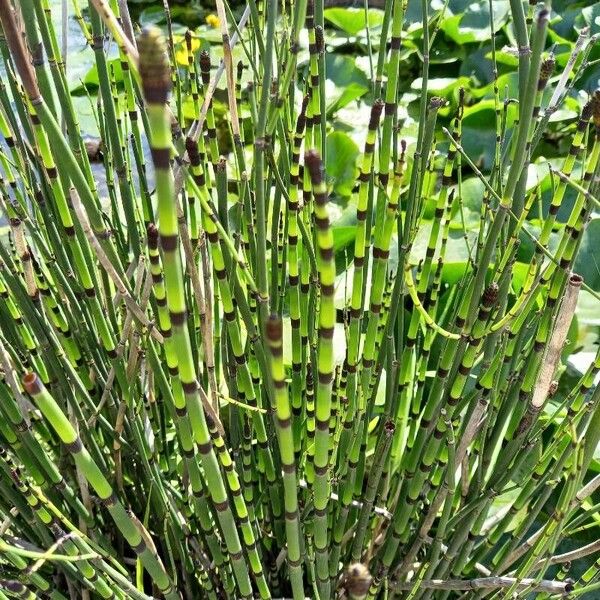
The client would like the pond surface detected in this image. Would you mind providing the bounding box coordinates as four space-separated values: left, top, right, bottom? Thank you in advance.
53 0 115 136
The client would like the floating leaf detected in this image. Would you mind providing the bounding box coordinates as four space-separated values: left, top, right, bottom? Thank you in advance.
333 226 357 274
324 8 384 36
326 82 369 116
410 76 471 98
326 131 360 197
441 0 511 44
325 53 370 89
70 58 123 95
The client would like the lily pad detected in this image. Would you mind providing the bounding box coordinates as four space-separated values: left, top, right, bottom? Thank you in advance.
324 8 384 36
326 131 360 197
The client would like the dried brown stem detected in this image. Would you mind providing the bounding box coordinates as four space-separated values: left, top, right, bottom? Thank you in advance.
0 0 40 100
390 576 571 594
531 273 583 409
69 189 164 345
215 0 241 140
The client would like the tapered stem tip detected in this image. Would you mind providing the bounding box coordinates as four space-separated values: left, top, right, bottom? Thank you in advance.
185 137 201 165
200 50 211 74
147 223 159 248
315 25 325 54
582 100 594 122
305 149 324 185
429 96 446 111
482 283 499 307
301 93 311 114
137 26 171 105
344 563 372 599
369 99 384 130
540 55 555 80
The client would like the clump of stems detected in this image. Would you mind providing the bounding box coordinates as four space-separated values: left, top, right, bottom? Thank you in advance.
0 0 597 599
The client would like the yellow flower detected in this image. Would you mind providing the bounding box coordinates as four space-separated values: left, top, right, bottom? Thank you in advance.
206 14 220 28
173 33 201 67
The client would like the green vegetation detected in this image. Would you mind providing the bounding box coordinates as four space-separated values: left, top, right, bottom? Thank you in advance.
0 0 599 598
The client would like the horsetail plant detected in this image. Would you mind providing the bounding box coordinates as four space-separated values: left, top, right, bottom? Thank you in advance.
0 0 599 598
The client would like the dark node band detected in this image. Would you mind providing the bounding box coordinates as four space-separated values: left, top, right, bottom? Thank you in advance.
169 310 187 326
64 437 83 454
314 215 329 229
197 441 212 454
160 234 178 252
132 538 147 555
151 147 171 169
281 463 296 474
390 36 401 49
320 247 334 261
102 491 118 507
182 380 198 394
182 447 195 458
373 247 390 259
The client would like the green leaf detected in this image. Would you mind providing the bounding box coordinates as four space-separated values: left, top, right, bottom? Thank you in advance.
460 99 517 169
576 290 600 326
516 221 562 265
325 53 370 90
551 5 584 41
460 46 494 84
573 218 600 291
326 82 369 116
70 58 123 95
138 6 167 26
469 72 519 100
333 226 357 274
488 49 519 67
410 76 471 98
487 487 520 522
441 1 510 44
71 97 100 137
409 220 477 273
324 8 384 36
510 262 532 294
441 262 471 285
326 131 360 197
582 3 600 35
458 177 485 213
